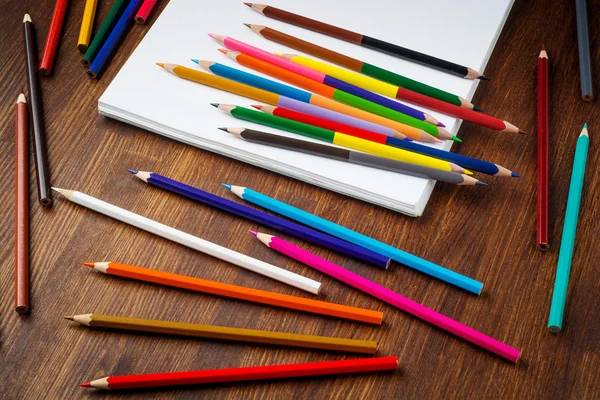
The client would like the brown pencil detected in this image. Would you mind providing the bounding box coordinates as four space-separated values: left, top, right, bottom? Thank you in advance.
64 313 378 354
15 92 29 314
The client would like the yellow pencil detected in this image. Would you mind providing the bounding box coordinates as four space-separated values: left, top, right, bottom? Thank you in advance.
77 0 98 52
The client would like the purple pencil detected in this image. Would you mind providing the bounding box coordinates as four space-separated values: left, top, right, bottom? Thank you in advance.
251 231 521 363
129 170 390 269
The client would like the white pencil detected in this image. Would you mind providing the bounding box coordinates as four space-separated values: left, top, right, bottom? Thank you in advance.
51 188 321 294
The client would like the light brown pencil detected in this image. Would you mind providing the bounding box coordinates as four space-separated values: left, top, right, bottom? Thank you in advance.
15 92 29 314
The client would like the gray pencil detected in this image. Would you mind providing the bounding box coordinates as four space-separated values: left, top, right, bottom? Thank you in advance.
576 0 593 101
220 127 487 186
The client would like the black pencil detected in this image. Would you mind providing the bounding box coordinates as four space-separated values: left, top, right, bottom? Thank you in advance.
23 14 52 206
576 0 593 101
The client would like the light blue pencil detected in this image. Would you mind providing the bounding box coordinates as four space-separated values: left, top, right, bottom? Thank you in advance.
548 124 590 333
223 185 483 295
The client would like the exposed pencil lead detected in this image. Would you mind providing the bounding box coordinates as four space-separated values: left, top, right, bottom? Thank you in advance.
248 230 258 236
63 316 74 320
83 262 95 268
127 169 138 174
218 48 228 54
243 23 251 28
437 122 446 128
251 105 262 110
583 123 588 129
210 103 220 108
472 105 482 112
218 127 228 132
451 136 462 143
541 44 545 51
79 383 92 388
244 2 252 7
511 172 521 178
518 130 529 135
478 75 490 81
476 181 488 186
222 183 232 190
51 187 62 193
190 59 199 64
156 62 164 68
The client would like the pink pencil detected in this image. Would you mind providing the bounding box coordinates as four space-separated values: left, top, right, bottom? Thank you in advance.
251 231 521 363
135 0 158 24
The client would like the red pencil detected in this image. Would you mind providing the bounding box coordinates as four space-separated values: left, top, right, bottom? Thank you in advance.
79 356 399 390
15 91 29 314
135 0 158 24
39 0 69 75
537 47 549 251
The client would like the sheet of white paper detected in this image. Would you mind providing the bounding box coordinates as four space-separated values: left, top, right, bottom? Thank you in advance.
99 0 513 216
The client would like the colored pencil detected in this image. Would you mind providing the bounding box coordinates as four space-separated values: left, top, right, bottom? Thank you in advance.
23 14 52 206
82 0 128 67
537 47 549 251
77 0 98 52
39 0 69 75
129 170 390 268
52 188 320 294
246 24 477 109
210 36 455 141
222 128 484 186
548 124 590 332
214 104 466 174
254 232 520 362
225 186 483 294
244 3 486 79
65 313 378 354
15 92 29 315
135 0 158 24
88 0 144 79
84 262 382 324
255 104 517 177
79 356 398 389
196 60 411 141
576 0 593 101
280 53 526 135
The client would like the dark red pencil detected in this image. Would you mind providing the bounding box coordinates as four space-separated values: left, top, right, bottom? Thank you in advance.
15 92 29 314
537 47 549 251
39 0 69 75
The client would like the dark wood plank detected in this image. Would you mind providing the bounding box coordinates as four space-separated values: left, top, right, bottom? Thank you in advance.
1 0 599 398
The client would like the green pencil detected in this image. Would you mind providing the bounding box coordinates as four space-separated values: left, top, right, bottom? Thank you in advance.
548 124 590 333
81 0 128 67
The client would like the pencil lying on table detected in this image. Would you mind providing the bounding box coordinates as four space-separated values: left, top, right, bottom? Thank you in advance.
128 169 390 268
77 0 98 52
39 0 69 75
79 356 398 390
537 47 550 250
576 0 593 101
221 127 484 186
82 0 128 67
65 313 378 354
213 104 467 174
52 188 320 294
245 24 477 109
15 92 29 314
244 3 486 79
83 262 382 324
252 232 520 362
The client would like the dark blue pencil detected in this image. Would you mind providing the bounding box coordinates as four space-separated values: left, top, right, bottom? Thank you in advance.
128 170 390 269
88 0 144 79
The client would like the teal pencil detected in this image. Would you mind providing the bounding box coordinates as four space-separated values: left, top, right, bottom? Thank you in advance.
548 124 590 333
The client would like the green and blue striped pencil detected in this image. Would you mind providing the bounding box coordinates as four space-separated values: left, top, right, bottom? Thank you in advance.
548 124 590 333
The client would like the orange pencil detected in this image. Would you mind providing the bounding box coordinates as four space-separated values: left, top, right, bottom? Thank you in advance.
84 262 382 325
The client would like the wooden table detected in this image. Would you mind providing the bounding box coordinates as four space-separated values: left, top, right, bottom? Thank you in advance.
1 0 599 398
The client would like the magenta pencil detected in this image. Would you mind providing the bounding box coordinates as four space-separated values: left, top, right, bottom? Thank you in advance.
135 0 158 24
251 231 520 363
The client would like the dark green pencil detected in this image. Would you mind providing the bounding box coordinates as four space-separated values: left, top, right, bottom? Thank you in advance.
82 0 128 67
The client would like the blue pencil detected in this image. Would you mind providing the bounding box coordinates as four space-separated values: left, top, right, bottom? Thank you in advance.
88 0 144 79
223 185 483 295
548 124 590 332
128 170 390 269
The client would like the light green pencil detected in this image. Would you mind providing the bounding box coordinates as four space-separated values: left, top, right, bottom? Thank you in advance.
548 123 590 333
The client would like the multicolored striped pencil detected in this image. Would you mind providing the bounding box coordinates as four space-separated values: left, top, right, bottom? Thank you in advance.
224 185 483 294
84 261 382 324
245 24 476 109
252 232 520 362
244 3 486 79
79 356 398 389
222 128 485 186
213 104 466 174
254 104 517 177
129 170 390 268
65 313 378 354
210 35 456 141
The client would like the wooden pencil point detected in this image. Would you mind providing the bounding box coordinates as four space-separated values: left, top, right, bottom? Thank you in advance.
218 48 228 54
243 2 252 7
78 382 92 388
63 316 74 320
156 62 164 68
83 262 95 268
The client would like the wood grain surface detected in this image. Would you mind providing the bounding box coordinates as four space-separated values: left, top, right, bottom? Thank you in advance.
1 0 599 398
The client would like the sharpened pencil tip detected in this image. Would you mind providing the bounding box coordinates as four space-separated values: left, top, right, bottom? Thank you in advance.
244 2 252 6
473 105 482 112
51 187 62 193
476 181 488 186
127 169 138 175
583 123 588 129
478 75 490 80
248 230 258 236
79 382 92 388
511 172 521 178
63 316 74 320
404 137 413 142
222 183 232 190
518 130 529 135
218 48 228 54
156 62 164 68
451 136 462 143
251 105 262 110
437 122 446 127
190 59 199 64
243 23 251 28
218 127 228 132
210 103 219 108
83 262 95 268
541 44 545 51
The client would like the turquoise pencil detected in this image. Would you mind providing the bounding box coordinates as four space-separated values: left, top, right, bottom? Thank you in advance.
548 124 590 333
223 185 483 295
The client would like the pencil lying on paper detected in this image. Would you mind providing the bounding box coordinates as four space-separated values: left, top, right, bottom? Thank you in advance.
244 3 486 79
245 24 477 109
213 104 467 174
224 185 483 294
128 170 390 268
52 188 320 294
252 232 520 362
39 0 69 75
65 313 378 353
221 128 484 186
253 104 518 177
209 37 456 141
79 356 399 389
575 0 593 101
15 92 29 314
82 0 128 67
537 47 549 250
77 0 98 52
548 124 590 333
83 262 382 324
